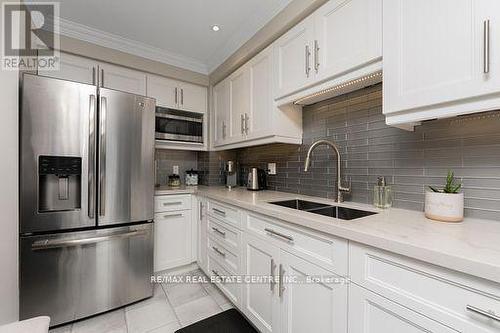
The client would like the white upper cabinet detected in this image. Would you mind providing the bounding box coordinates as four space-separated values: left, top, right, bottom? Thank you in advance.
99 62 146 95
177 81 207 113
38 52 96 85
383 0 500 125
314 0 382 82
213 79 230 146
248 46 273 139
229 68 250 142
273 16 316 99
273 0 382 101
147 75 179 109
147 75 207 113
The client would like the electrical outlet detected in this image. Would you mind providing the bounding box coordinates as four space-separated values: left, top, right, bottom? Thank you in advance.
173 165 179 175
268 163 276 175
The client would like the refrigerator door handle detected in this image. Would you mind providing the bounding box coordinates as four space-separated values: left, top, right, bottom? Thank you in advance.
88 95 96 219
31 230 148 250
99 96 107 216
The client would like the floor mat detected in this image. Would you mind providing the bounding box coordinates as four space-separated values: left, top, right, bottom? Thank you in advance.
175 309 258 333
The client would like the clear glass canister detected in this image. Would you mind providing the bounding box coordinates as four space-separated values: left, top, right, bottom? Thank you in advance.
373 177 393 209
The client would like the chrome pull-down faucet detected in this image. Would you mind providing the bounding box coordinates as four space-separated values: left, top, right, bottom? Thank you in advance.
304 139 351 203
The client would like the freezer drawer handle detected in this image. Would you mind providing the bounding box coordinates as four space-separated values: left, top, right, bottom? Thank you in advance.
31 230 148 251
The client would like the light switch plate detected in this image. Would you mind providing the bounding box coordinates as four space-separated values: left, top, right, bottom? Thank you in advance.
268 163 276 175
173 165 179 175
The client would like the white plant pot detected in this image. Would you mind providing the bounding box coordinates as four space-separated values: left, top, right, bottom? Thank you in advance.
425 191 464 223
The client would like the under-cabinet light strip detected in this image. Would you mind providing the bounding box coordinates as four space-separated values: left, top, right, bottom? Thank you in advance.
293 71 383 105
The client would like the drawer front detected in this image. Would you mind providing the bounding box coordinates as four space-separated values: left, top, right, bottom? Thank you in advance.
245 212 348 276
207 200 242 228
207 217 241 252
208 255 240 306
154 194 192 212
208 236 239 273
350 242 500 333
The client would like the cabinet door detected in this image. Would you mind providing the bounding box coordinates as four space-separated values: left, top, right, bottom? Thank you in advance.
241 233 280 333
280 251 347 333
314 0 381 81
147 75 179 109
248 47 273 139
229 68 250 142
38 52 96 85
273 16 315 99
154 210 192 271
196 198 208 274
178 82 207 113
349 284 458 333
100 63 146 95
383 0 496 116
213 79 230 146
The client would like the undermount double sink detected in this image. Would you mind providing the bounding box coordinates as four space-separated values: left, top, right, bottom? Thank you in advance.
269 199 377 221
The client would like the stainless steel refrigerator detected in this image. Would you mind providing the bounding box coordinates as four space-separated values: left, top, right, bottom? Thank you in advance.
19 74 155 326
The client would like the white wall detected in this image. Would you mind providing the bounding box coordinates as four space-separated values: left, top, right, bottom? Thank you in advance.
0 0 19 324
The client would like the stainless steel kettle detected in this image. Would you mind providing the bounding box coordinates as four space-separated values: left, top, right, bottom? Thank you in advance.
247 167 267 191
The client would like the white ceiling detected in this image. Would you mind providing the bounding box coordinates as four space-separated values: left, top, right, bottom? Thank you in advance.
52 0 292 74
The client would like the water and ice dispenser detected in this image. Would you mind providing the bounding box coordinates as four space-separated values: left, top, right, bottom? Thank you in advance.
38 156 82 212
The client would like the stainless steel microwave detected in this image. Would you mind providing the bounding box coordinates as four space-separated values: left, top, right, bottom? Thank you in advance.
155 107 203 143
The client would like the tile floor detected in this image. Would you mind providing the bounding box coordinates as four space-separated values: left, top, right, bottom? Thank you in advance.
49 269 233 333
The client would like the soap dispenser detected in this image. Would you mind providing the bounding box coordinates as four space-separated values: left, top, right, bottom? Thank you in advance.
373 176 393 209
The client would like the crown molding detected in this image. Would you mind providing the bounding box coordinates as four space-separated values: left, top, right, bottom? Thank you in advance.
206 0 291 73
56 18 209 74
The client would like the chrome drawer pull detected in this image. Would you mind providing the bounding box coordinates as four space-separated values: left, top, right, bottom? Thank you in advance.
212 246 226 257
484 19 490 74
264 228 294 242
212 208 226 217
163 213 183 219
466 305 500 322
211 227 226 237
163 201 182 206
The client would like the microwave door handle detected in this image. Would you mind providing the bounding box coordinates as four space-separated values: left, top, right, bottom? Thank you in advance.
99 96 107 216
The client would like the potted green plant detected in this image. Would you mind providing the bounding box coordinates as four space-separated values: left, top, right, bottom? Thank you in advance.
425 170 464 222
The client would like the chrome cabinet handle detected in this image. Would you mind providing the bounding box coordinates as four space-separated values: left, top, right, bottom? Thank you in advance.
32 230 147 250
241 114 245 134
88 95 96 219
174 87 178 105
92 67 96 85
466 305 500 322
162 201 182 206
314 40 320 72
212 246 226 257
278 264 285 297
264 228 294 242
163 213 183 219
222 121 226 139
484 19 490 74
305 45 311 77
199 201 203 220
211 227 226 237
100 68 104 87
270 258 276 291
181 88 184 105
99 96 107 216
244 113 249 134
213 208 226 217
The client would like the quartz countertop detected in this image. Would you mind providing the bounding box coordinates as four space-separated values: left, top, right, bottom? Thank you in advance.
157 186 500 284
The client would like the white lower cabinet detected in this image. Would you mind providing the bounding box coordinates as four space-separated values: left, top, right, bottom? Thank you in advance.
241 232 348 333
241 233 281 333
349 284 457 333
154 195 194 272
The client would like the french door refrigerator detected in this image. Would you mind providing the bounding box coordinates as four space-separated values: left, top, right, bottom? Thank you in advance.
19 74 155 327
